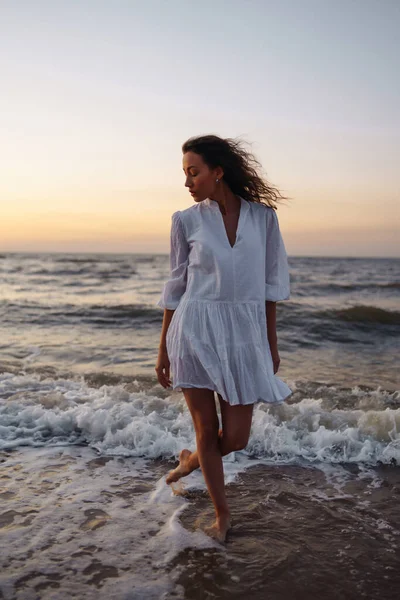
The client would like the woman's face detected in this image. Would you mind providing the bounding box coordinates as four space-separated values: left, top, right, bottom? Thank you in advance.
182 151 220 203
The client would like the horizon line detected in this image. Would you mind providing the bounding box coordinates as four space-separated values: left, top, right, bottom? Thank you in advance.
0 250 399 260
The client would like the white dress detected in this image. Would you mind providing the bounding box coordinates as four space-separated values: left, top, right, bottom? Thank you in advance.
157 196 292 406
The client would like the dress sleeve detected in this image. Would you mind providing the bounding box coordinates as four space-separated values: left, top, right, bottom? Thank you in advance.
265 208 290 302
157 211 190 309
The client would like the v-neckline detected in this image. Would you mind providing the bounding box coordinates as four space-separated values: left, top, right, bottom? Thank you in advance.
206 196 245 250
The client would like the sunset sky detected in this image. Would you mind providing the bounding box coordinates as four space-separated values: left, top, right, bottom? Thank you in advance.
1 0 399 257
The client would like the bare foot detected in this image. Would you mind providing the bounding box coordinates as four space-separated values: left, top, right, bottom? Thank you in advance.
166 449 193 485
204 513 231 543
170 480 188 496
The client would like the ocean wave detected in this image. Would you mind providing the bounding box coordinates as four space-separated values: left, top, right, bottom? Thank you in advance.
302 282 400 293
325 305 400 325
1 373 399 467
0 300 158 324
25 266 137 278
53 257 109 263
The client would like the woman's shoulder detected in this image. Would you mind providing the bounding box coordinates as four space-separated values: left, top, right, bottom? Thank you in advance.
177 202 203 226
171 203 199 220
249 200 274 211
171 203 201 239
248 201 275 217
249 202 279 231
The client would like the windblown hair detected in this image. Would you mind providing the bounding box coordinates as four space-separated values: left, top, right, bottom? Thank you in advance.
182 134 289 209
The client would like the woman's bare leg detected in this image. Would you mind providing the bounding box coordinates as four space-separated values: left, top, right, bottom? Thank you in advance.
180 388 230 540
166 389 253 542
166 392 254 483
203 394 253 540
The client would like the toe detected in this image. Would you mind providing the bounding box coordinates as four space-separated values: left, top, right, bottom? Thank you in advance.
166 470 177 484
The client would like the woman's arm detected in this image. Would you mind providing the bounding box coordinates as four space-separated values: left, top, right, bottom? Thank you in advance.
155 211 189 389
156 210 190 353
156 308 175 388
159 308 175 351
156 211 190 313
264 208 290 374
266 300 280 374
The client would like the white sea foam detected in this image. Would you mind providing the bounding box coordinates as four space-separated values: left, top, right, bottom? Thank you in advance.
0 372 399 469
0 446 217 599
1 372 400 598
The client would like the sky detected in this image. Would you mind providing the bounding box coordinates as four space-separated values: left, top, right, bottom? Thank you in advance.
1 0 399 257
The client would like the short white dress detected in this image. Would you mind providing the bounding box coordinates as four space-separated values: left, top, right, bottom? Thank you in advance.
157 196 292 406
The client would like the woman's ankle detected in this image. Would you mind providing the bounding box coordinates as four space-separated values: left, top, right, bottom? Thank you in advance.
187 452 200 472
216 508 231 521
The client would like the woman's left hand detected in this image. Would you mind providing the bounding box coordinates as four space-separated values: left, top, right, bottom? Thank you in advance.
270 346 280 374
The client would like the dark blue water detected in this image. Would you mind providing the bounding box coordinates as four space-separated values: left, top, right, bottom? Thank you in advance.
0 252 398 390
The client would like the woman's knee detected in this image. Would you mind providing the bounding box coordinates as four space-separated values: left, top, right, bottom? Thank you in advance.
196 424 220 448
220 433 249 454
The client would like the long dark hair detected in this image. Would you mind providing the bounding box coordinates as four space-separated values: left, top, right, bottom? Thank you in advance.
182 134 289 209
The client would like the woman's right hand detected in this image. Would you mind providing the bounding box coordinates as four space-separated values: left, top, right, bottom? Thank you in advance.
155 347 172 389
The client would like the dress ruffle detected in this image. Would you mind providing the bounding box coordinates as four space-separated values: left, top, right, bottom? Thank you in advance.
167 298 292 406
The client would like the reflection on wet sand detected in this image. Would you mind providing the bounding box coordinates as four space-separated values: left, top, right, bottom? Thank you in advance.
1 447 399 599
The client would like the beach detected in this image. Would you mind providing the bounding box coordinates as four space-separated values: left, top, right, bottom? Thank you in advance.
1 251 399 599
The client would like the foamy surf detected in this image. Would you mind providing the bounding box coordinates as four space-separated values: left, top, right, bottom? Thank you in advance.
0 445 205 599
1 367 399 598
1 372 399 468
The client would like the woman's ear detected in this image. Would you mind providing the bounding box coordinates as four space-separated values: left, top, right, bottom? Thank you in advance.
215 166 224 180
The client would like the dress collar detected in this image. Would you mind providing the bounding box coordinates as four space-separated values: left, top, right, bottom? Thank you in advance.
204 195 250 249
204 195 249 216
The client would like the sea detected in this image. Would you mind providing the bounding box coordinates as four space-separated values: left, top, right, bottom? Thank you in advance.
0 251 399 600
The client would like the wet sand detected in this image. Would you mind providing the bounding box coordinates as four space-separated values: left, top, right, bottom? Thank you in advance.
175 463 400 599
1 446 399 599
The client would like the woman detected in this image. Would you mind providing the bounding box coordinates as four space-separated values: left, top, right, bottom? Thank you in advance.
155 134 292 543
